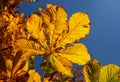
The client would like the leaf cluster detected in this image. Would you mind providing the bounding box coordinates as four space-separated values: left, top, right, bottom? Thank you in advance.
15 3 91 81
83 59 120 82
0 0 40 82
0 0 120 82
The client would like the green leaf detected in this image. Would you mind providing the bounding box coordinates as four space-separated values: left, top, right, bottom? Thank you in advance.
83 59 102 82
50 55 55 67
40 61 55 73
28 57 34 70
99 64 120 82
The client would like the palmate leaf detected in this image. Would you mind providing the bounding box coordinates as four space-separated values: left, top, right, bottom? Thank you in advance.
60 44 91 65
16 4 91 76
99 64 120 82
83 59 102 82
0 51 29 81
8 51 28 75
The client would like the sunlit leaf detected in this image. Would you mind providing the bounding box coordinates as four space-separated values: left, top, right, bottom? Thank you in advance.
16 39 45 57
0 51 29 81
51 55 72 76
56 12 90 48
27 70 41 82
12 58 26 75
99 64 120 82
54 55 72 74
0 0 40 81
16 4 91 77
26 14 48 50
5 59 13 71
60 44 91 65
26 14 42 39
83 59 102 82
41 4 68 47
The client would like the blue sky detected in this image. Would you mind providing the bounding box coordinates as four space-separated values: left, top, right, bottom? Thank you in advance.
18 0 120 70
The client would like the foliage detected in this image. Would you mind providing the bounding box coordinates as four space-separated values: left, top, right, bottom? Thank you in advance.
0 0 120 82
83 59 120 82
0 0 40 82
16 3 91 77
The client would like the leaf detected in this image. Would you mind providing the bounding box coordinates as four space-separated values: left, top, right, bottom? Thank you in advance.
26 14 48 50
27 57 34 70
56 12 90 47
43 4 68 47
16 4 91 76
13 51 22 68
12 51 26 75
26 14 42 39
99 64 120 82
52 55 72 76
15 71 29 82
83 59 102 82
27 70 41 82
12 59 26 75
49 55 55 67
5 59 13 71
16 39 45 57
40 61 55 73
60 44 91 65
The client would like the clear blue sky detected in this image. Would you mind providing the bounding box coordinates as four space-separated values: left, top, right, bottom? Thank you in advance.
18 0 120 72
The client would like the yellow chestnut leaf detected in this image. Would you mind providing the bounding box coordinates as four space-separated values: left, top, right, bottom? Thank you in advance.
16 4 91 76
